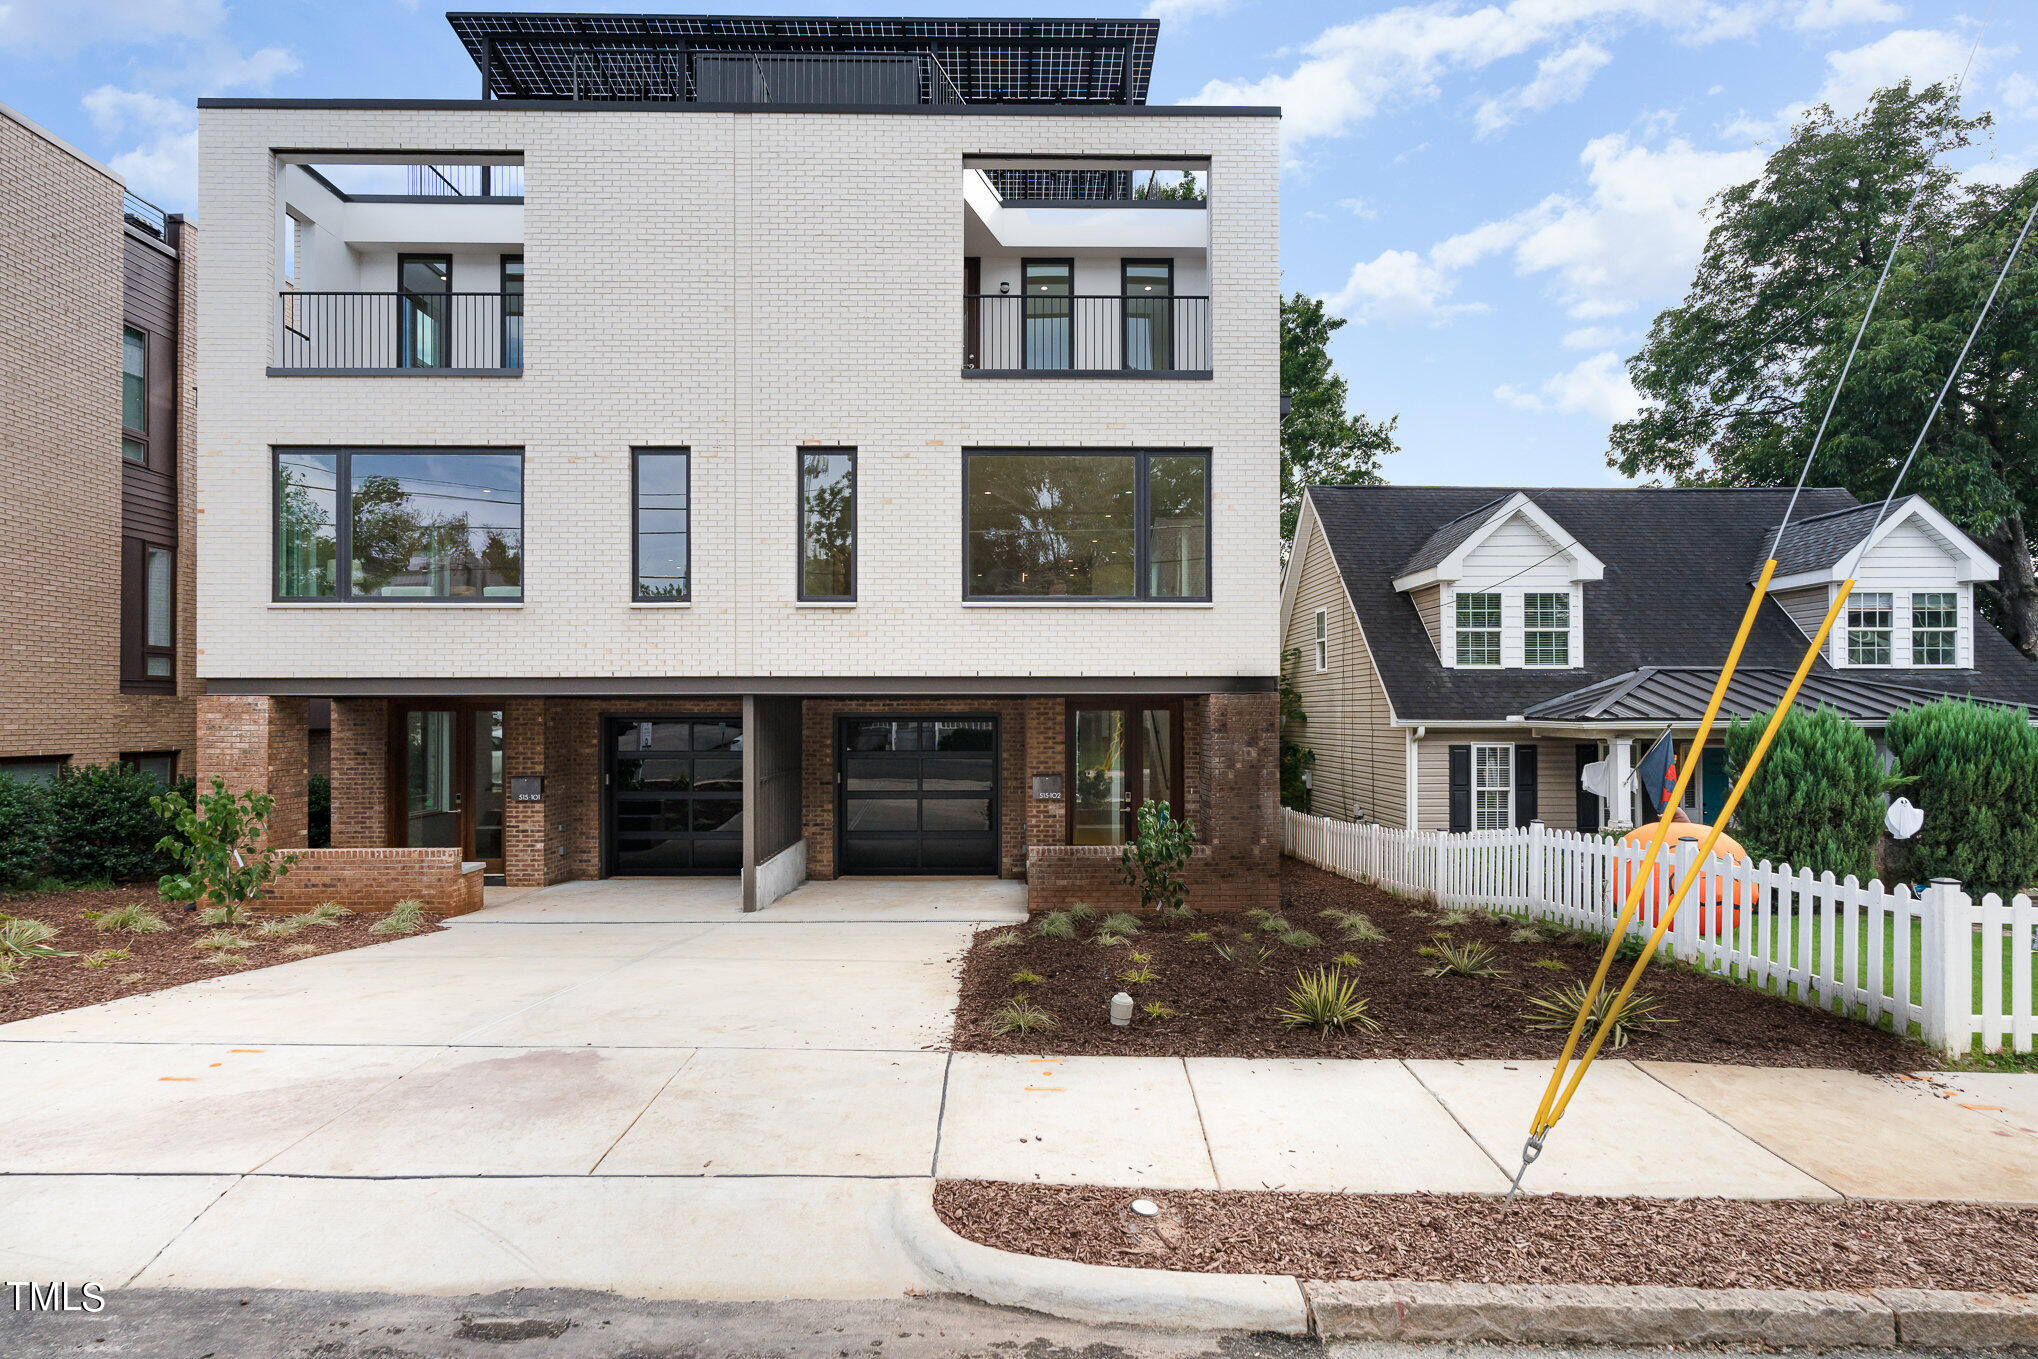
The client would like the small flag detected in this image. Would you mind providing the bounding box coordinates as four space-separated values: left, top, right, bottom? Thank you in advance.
1636 730 1679 819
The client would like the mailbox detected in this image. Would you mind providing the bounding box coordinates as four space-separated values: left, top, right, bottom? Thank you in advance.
510 776 544 803
1031 773 1064 801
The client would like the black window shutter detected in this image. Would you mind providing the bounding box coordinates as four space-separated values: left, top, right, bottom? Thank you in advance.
1447 744 1471 832
1515 744 1538 826
1575 743 1598 830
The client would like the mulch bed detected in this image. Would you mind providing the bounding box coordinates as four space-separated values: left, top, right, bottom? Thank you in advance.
0 886 442 1024
950 860 1927 1070
936 1181 2038 1291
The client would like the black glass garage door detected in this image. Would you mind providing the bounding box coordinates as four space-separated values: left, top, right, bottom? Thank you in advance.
606 717 743 875
839 717 998 874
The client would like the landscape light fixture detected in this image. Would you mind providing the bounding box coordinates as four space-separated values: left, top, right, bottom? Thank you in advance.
1109 991 1133 1026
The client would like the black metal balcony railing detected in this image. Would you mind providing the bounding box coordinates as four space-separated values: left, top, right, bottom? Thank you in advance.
276 292 523 372
405 163 525 198
963 294 1211 374
122 190 168 241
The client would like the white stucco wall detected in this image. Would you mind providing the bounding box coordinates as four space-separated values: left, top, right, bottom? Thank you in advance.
197 105 1283 681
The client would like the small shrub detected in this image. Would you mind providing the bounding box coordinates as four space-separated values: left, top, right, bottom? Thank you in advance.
1092 931 1132 948
1065 902 1098 923
282 943 321 957
78 948 132 969
1009 969 1045 987
1254 914 1290 934
0 776 52 889
1425 939 1506 978
153 779 300 925
370 899 431 935
1184 929 1213 943
304 902 353 925
1333 951 1361 968
1156 901 1195 924
1117 953 1160 984
1524 983 1673 1050
193 929 250 953
1141 1001 1175 1021
1322 908 1387 943
1276 967 1380 1032
1097 912 1141 937
1532 957 1568 971
0 918 70 959
1277 928 1322 949
196 906 238 927
1613 932 1649 964
1118 800 1196 916
1509 924 1549 944
990 997 1055 1034
1435 907 1474 928
1414 944 1438 958
982 928 1025 948
47 764 193 884
1034 910 1076 940
256 915 308 938
1724 703 1894 881
86 904 170 934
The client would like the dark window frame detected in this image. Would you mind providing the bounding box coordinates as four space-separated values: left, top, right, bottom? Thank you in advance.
1120 257 1174 373
1019 257 1075 372
631 446 692 603
271 445 526 604
797 446 857 602
121 324 149 464
961 447 1212 603
835 713 1001 875
120 750 179 783
599 711 745 879
397 252 453 369
500 253 524 370
120 535 177 693
1064 698 1185 846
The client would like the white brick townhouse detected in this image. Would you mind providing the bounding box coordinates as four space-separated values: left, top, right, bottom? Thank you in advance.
193 12 1283 912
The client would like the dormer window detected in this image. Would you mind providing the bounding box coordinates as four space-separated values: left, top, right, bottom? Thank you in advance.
1524 593 1570 666
1846 592 1893 666
1455 592 1501 666
1912 592 1957 666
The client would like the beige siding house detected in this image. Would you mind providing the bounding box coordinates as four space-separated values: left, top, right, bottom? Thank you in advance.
1281 485 2038 835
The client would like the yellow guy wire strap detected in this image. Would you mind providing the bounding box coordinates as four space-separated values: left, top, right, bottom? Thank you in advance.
1539 581 1853 1137
1502 559 1777 1199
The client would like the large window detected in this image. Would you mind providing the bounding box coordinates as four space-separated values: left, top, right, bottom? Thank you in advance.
1523 592 1570 666
1847 591 1893 665
1912 591 1957 666
800 448 855 601
1069 701 1181 845
1473 743 1513 830
274 448 523 602
965 449 1209 601
633 449 690 601
121 326 147 463
1455 591 1501 666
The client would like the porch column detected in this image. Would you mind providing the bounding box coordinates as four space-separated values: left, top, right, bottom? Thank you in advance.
1199 691 1282 913
329 698 388 847
195 694 309 850
1608 736 1634 828
503 698 550 887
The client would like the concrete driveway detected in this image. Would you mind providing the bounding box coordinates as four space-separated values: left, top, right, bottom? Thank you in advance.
0 877 1022 1299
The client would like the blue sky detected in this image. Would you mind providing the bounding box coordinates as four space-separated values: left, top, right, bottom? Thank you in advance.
3 0 2030 487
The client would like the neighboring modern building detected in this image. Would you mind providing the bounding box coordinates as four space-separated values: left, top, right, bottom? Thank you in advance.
193 13 1282 908
1281 484 2038 833
0 102 198 785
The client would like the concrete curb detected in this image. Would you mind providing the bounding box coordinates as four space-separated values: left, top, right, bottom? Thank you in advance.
887 1184 1311 1334
892 1186 2038 1346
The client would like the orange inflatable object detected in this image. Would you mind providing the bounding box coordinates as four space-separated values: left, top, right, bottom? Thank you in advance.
1615 820 1747 934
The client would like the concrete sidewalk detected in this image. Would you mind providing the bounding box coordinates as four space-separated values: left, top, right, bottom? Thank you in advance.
2 877 2036 1301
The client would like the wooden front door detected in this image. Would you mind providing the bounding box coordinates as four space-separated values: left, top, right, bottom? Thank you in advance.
391 706 504 874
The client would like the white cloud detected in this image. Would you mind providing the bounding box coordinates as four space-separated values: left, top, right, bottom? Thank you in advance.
1183 1 1774 149
1562 325 1626 348
0 0 222 55
2001 72 2038 119
1474 39 1612 136
1142 0 1234 21
1328 248 1488 325
1794 0 1903 32
1337 196 1379 218
1495 351 1644 423
1814 28 1978 114
79 42 298 206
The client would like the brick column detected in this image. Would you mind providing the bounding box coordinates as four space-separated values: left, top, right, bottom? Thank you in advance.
502 698 548 886
1200 691 1280 912
329 698 389 848
1022 697 1065 857
195 694 309 850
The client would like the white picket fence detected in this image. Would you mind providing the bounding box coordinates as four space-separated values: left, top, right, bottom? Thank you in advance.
1282 808 2038 1057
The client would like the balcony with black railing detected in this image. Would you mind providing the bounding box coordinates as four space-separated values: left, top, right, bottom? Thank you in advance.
962 294 1211 377
274 292 522 375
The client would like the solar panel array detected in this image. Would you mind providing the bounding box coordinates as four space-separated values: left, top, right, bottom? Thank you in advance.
445 12 1159 105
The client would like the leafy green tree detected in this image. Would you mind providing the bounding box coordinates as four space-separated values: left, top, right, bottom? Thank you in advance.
1611 82 2038 655
1279 646 1315 812
1282 293 1397 550
153 779 300 925
1722 705 1896 880
1884 698 2038 894
1119 800 1197 917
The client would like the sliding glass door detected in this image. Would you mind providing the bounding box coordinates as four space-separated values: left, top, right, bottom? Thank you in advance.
398 254 451 369
1068 701 1183 845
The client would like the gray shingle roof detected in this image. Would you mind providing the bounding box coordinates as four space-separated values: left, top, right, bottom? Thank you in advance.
1396 496 1506 578
1304 484 2038 724
1755 500 1895 581
1520 666 2022 723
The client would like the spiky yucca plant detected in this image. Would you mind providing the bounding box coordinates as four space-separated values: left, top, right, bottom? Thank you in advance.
1424 938 1506 979
1275 967 1380 1032
1524 983 1673 1050
0 918 69 959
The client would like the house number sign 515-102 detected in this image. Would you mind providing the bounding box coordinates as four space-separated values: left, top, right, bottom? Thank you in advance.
1031 774 1064 801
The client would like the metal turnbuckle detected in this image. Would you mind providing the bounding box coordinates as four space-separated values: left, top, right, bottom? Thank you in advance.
1502 1134 1545 1206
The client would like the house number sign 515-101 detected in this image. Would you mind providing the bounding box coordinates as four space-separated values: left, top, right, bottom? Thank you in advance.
510 776 544 803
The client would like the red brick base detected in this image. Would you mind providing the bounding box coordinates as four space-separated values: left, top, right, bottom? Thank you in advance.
1024 843 1276 915
255 848 485 917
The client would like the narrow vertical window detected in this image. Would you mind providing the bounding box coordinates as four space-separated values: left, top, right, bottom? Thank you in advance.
1146 453 1207 599
121 327 147 463
633 448 691 602
1455 591 1501 666
1912 591 1956 665
1472 743 1513 830
144 547 174 677
800 448 855 601
1313 608 1327 671
500 255 524 369
1847 591 1893 665
1523 592 1570 665
275 450 339 599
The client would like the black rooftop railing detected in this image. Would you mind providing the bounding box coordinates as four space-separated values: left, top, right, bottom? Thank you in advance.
122 190 168 241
